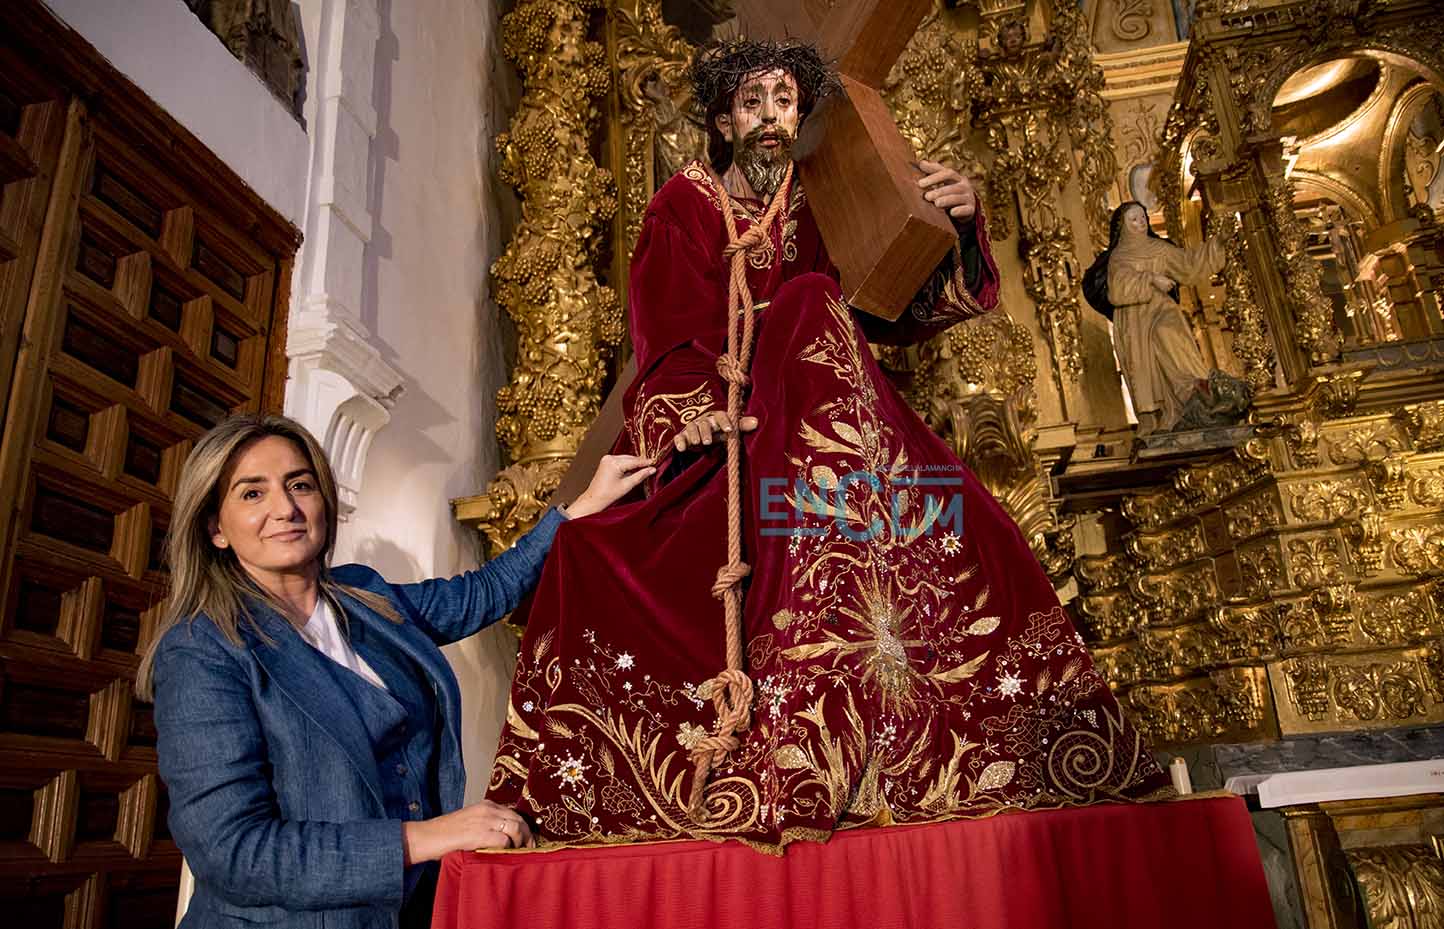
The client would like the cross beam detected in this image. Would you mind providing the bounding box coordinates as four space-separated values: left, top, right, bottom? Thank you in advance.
735 0 956 320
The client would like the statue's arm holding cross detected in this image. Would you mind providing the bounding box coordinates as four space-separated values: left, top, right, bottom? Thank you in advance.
736 0 996 323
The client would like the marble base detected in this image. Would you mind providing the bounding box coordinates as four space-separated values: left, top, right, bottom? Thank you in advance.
1153 725 1444 796
1134 423 1257 460
1212 724 1444 781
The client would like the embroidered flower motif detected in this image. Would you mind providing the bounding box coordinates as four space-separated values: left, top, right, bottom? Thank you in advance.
616 652 635 671
940 532 962 556
555 755 587 788
998 672 1024 698
682 682 705 709
522 700 535 713
677 722 707 749
623 681 632 691
760 675 788 719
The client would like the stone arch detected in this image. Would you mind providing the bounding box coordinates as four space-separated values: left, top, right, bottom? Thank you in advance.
1252 38 1444 138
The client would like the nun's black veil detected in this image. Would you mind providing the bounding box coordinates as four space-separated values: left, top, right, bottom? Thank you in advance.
1082 202 1177 320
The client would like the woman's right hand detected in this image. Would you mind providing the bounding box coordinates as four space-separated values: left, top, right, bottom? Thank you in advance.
402 799 535 863
1151 272 1174 293
565 454 656 519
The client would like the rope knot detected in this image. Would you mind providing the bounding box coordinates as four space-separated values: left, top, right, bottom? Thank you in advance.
722 222 770 259
711 561 751 599
715 353 750 387
686 669 755 817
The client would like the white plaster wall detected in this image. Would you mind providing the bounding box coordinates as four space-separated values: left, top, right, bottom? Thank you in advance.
50 0 520 803
327 0 518 804
42 0 309 227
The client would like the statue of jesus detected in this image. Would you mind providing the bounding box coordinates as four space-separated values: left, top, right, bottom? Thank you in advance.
486 40 1170 851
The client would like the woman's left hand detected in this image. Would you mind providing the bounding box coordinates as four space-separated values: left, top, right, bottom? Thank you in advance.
917 159 977 222
566 454 656 519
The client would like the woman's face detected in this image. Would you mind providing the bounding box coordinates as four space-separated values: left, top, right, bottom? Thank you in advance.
210 435 327 585
1122 205 1149 238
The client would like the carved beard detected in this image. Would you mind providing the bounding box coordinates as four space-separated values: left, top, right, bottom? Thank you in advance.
732 124 794 199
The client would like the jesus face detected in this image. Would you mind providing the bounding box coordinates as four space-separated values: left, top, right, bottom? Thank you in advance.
715 68 800 199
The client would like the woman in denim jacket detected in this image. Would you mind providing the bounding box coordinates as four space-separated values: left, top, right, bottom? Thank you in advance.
137 414 652 928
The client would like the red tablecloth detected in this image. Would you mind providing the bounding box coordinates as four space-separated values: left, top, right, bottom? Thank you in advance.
432 794 1276 929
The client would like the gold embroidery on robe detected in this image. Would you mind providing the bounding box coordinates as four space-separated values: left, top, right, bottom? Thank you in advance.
628 382 718 461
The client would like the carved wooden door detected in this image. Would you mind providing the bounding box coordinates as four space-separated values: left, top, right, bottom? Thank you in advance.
0 4 296 925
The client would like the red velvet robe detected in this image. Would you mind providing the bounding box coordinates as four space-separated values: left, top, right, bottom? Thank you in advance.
487 162 1170 850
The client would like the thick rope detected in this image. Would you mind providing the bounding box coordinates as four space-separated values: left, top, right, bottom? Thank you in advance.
687 163 794 820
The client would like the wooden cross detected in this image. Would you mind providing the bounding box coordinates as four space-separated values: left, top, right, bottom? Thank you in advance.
735 0 956 321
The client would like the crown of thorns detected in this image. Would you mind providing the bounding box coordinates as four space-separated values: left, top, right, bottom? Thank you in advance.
688 39 840 115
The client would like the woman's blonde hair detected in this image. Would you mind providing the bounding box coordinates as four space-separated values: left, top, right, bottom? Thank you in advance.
135 413 399 699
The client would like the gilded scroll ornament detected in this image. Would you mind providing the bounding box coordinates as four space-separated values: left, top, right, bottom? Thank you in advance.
1053 0 1117 252
1078 589 1144 643
883 12 990 230
1333 662 1429 723
1078 552 1134 593
1276 649 1444 733
1212 602 1282 656
1284 656 1332 721
1239 543 1284 598
1410 468 1444 508
1345 844 1444 929
1398 400 1444 452
1359 586 1442 647
1287 534 1346 589
1131 562 1220 626
1287 477 1369 523
1286 417 1323 470
879 12 1069 572
613 0 702 260
985 110 1084 378
1127 521 1205 571
1344 507 1386 578
1124 668 1265 746
1368 456 1410 511
1328 422 1406 466
1122 486 1189 532
1174 452 1264 508
971 11 1114 379
1225 492 1281 541
1390 524 1444 577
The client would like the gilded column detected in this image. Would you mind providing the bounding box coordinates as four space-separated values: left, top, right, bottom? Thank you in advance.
881 11 1071 578
455 0 619 555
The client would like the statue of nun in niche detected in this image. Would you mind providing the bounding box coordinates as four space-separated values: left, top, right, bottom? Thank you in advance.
1083 201 1252 436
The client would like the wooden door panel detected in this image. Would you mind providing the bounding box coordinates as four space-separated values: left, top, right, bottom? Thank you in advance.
0 3 300 924
0 45 68 427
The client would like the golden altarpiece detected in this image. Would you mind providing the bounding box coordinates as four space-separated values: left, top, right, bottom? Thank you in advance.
454 0 1444 923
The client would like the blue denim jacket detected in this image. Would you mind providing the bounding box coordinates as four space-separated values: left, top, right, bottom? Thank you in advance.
153 506 567 929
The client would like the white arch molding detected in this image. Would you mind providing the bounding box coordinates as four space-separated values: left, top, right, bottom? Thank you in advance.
284 0 404 519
